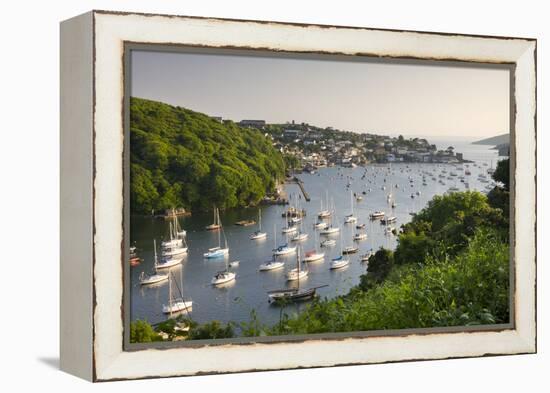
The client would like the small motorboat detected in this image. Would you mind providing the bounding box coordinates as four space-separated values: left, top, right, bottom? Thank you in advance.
353 232 368 241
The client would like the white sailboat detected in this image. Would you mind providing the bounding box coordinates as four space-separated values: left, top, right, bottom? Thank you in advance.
259 256 285 271
281 200 298 234
273 243 297 256
314 221 328 229
291 220 308 242
205 206 222 231
139 240 169 285
162 272 192 315
250 209 267 240
303 231 325 262
273 221 297 256
260 226 285 271
330 235 350 269
344 189 357 223
320 225 340 235
353 230 368 241
204 210 229 258
155 253 183 269
173 214 187 238
286 247 308 281
317 191 331 218
161 219 183 250
320 238 336 247
161 220 188 258
211 256 236 286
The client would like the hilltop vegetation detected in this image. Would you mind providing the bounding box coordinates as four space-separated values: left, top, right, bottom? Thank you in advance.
130 97 285 214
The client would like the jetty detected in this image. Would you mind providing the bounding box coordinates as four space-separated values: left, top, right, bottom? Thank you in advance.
291 176 311 202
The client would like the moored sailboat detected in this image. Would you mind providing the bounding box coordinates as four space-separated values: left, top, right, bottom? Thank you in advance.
204 214 229 258
250 209 267 240
205 206 222 231
139 240 169 285
344 189 357 223
286 247 308 281
162 273 192 315
211 256 236 286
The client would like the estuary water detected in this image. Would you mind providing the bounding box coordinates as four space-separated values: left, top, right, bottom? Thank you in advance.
130 140 502 328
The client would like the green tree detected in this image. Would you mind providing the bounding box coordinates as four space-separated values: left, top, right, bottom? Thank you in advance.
130 97 286 214
359 248 394 290
188 320 235 340
130 320 162 343
493 158 510 190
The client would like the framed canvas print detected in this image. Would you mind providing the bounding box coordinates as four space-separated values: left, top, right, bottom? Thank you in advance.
60 10 537 381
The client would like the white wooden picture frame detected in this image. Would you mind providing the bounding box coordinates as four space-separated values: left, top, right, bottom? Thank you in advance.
60 10 536 381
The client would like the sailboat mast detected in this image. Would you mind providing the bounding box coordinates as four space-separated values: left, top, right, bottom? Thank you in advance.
168 274 173 317
153 239 157 269
297 247 301 290
259 209 262 231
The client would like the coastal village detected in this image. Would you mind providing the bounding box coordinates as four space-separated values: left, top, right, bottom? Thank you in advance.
229 118 468 171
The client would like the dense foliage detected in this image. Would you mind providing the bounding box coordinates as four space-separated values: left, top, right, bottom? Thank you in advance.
130 97 285 214
130 320 162 343
359 248 394 290
394 191 508 265
187 320 235 340
487 158 510 219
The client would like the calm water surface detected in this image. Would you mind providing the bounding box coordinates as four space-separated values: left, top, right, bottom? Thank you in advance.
130 141 502 328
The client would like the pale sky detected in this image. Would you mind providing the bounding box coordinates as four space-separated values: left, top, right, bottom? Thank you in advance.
131 50 510 139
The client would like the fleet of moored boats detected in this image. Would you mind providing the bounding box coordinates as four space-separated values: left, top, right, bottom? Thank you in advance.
132 160 500 317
